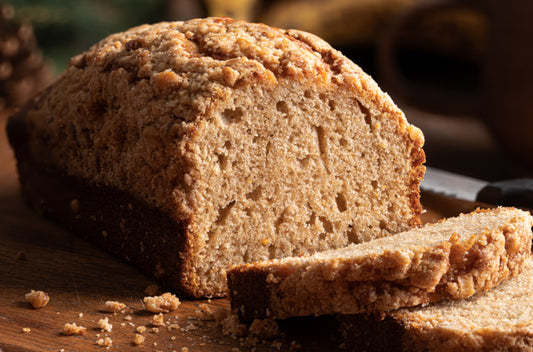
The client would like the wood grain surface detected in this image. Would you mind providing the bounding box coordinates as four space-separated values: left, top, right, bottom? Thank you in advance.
0 115 482 352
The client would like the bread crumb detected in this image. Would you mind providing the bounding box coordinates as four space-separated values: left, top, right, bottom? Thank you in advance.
25 290 49 309
143 292 180 313
133 333 145 345
120 323 126 327
218 312 248 337
193 303 214 320
16 251 26 260
97 317 113 332
22 327 31 333
184 322 198 331
136 325 146 334
249 319 280 339
124 315 132 321
97 337 112 347
63 322 86 336
171 336 176 341
151 327 160 333
152 313 165 326
181 348 189 352
144 284 159 296
104 301 126 312
167 323 180 331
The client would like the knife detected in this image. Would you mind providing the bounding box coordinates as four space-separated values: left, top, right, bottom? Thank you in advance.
421 167 533 208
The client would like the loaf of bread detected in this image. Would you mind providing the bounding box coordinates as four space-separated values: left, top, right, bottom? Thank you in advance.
7 17 425 298
339 258 533 352
227 207 533 321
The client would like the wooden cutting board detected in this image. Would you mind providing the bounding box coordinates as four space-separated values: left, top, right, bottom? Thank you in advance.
0 117 484 352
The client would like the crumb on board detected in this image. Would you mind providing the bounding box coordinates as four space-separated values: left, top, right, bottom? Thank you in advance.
97 317 113 332
96 337 112 347
193 303 215 320
21 327 31 333
63 322 86 336
124 315 133 321
181 347 189 352
151 327 160 333
152 313 165 326
104 301 126 313
167 323 180 331
136 325 147 334
25 290 49 309
143 292 180 313
133 333 145 345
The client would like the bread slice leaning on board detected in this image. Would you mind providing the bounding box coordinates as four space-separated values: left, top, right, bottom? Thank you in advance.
227 207 533 321
338 257 533 352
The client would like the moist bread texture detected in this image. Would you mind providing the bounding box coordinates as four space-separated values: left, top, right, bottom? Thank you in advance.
339 258 533 352
227 208 533 321
7 17 425 298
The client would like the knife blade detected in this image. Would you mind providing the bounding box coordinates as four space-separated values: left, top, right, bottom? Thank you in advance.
421 167 533 208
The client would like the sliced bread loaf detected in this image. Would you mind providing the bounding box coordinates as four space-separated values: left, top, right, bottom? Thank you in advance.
227 207 533 321
339 258 533 352
6 17 425 298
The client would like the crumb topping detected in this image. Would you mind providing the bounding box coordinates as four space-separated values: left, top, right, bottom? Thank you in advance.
63 322 86 336
25 290 49 309
104 301 126 312
143 292 181 313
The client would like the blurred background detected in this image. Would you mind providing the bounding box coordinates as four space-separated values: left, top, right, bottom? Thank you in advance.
2 0 532 181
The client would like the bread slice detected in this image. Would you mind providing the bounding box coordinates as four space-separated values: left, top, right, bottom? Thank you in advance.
6 17 424 298
339 258 533 352
227 207 533 321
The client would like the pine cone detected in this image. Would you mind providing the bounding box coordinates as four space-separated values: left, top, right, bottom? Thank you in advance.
0 3 52 113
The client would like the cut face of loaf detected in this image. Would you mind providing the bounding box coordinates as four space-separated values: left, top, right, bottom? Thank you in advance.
6 18 425 298
227 207 533 321
339 259 533 352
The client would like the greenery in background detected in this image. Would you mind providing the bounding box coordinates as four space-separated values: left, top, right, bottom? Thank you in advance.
11 0 166 73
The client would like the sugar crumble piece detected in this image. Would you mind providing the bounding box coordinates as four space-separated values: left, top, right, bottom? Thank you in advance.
144 283 159 296
22 327 31 333
181 348 189 352
63 322 86 336
78 313 83 318
120 323 126 327
104 300 126 313
124 315 133 321
136 325 147 334
25 290 49 309
97 317 113 332
171 336 176 341
133 333 145 345
152 313 165 326
151 327 160 333
193 303 214 321
167 323 180 331
143 292 180 313
96 337 112 347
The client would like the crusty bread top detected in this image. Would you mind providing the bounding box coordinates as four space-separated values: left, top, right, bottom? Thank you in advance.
66 17 422 144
